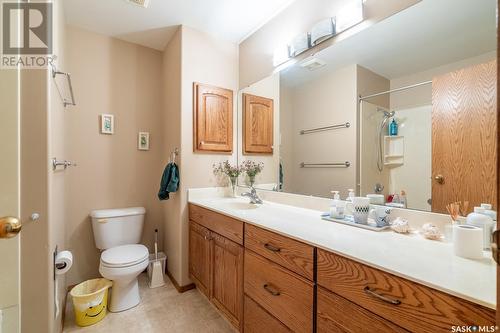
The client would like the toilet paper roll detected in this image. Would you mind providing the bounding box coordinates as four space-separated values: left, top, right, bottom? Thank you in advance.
453 225 483 260
55 250 73 275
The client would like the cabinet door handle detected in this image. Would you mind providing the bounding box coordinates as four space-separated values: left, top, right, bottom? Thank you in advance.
363 286 401 305
263 284 280 296
264 243 281 252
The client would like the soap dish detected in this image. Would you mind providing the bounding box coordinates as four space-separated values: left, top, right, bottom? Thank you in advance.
321 215 390 232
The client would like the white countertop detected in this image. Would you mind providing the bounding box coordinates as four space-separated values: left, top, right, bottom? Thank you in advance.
188 193 496 309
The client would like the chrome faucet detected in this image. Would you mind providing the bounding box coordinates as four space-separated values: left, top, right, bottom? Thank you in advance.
241 187 263 204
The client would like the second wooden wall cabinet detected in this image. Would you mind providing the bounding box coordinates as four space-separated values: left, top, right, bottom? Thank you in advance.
243 93 274 155
193 82 234 153
188 204 495 332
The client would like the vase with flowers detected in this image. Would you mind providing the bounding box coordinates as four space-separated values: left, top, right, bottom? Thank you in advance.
213 160 243 197
241 160 264 187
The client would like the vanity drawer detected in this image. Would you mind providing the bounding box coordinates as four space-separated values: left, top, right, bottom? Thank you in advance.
317 287 408 333
244 224 314 280
244 250 313 333
317 249 495 333
244 295 291 333
188 203 243 245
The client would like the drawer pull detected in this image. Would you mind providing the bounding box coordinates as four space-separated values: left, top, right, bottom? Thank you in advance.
263 284 281 296
363 286 401 305
264 243 281 252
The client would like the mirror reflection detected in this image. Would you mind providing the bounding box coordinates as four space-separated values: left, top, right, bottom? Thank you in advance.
237 0 497 213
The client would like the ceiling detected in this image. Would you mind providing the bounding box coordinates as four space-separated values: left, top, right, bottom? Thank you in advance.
63 0 296 50
282 0 497 85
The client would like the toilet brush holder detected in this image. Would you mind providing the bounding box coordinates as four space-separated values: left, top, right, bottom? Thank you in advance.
149 260 165 288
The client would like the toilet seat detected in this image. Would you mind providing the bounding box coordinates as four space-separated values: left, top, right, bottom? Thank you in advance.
101 244 149 268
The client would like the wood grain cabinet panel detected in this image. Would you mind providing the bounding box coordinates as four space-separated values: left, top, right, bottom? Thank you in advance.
188 204 243 245
244 250 314 333
317 249 495 333
244 296 291 333
317 287 408 333
211 233 243 329
194 82 233 153
431 60 497 213
243 93 274 154
188 222 211 297
244 224 314 280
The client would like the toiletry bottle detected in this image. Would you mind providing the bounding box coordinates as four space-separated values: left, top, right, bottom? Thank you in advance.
344 189 355 217
330 191 344 219
389 118 398 136
466 207 495 249
400 190 407 208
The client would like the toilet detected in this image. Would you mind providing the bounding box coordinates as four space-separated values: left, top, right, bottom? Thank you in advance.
90 207 149 312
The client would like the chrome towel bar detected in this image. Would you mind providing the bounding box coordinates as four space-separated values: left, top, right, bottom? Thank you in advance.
300 161 350 168
300 122 350 135
51 64 76 107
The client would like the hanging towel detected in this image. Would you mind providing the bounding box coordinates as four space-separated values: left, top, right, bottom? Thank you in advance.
158 162 179 200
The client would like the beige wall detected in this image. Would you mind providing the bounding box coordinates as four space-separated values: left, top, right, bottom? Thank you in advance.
175 25 239 286
357 66 390 197
161 27 183 287
239 0 421 88
238 72 280 189
65 26 164 286
49 0 68 330
279 64 357 198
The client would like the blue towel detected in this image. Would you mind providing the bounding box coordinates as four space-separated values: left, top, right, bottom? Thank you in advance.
158 162 179 200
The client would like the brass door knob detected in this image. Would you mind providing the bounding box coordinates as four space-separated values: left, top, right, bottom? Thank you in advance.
0 216 22 238
434 174 444 184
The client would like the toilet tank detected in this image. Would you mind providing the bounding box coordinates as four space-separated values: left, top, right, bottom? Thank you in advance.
90 207 146 250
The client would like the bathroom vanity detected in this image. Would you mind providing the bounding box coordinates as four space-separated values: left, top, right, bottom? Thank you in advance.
188 192 495 333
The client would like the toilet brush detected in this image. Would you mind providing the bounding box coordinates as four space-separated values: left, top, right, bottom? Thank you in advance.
149 229 165 288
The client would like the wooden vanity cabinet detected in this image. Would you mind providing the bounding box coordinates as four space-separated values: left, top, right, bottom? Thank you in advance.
317 249 495 333
189 203 495 333
188 204 244 330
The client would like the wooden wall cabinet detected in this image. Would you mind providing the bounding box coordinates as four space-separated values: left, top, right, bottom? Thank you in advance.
193 82 233 153
243 93 274 154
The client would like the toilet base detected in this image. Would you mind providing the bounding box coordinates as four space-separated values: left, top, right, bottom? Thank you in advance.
109 278 140 312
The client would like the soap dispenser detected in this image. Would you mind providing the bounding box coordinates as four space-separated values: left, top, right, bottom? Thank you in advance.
330 191 345 219
389 118 398 136
345 189 355 217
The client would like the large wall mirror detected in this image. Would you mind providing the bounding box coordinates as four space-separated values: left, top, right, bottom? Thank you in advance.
237 0 497 214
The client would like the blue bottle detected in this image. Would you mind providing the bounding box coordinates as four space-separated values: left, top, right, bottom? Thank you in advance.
389 119 398 136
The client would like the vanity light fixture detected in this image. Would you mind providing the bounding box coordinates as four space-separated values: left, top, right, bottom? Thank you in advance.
310 18 336 46
288 32 310 57
335 0 364 33
273 44 291 67
126 0 150 8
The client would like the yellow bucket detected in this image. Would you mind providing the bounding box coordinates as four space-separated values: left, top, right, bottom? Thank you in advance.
70 278 113 327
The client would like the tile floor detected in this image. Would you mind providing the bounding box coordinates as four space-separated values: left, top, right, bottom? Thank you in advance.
63 273 236 332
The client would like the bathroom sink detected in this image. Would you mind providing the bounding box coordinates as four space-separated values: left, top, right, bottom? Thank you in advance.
218 201 260 211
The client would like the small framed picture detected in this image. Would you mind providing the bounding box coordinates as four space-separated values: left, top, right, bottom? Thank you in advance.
100 114 114 134
138 132 150 150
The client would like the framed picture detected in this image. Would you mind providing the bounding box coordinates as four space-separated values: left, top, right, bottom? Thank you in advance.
100 114 114 134
138 132 150 150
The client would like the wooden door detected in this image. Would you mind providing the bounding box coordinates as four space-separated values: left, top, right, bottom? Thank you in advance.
432 60 497 214
189 222 211 297
243 93 274 154
193 82 233 153
211 232 243 329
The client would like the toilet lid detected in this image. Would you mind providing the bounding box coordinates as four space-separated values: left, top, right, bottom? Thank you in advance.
101 244 149 268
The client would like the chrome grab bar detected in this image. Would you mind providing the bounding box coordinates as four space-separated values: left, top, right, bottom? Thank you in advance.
300 122 350 135
300 161 350 168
